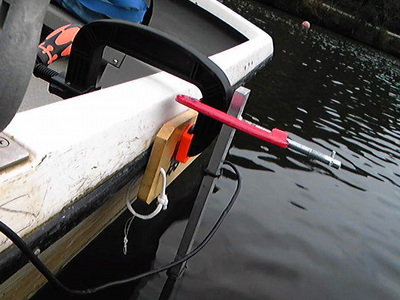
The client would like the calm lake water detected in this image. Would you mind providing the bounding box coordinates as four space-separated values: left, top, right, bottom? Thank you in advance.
34 0 400 299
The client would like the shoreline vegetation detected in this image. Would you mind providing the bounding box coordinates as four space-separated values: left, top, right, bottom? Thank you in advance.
257 0 400 58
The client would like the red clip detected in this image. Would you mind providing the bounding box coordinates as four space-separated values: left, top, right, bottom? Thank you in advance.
175 124 194 163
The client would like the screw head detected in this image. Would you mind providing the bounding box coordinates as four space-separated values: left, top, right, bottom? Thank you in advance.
0 137 10 148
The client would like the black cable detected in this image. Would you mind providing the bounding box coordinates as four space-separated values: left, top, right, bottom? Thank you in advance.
0 218 81 295
0 161 241 296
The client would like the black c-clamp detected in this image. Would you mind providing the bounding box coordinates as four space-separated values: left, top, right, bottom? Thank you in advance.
48 19 233 156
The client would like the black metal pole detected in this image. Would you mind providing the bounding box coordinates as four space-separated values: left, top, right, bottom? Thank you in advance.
159 87 250 299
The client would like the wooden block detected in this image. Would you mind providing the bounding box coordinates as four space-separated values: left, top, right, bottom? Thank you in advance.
138 110 198 204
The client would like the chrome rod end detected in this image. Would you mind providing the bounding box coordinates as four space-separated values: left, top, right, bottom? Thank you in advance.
288 139 342 169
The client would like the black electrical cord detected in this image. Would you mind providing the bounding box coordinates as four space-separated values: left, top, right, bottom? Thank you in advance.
0 161 241 296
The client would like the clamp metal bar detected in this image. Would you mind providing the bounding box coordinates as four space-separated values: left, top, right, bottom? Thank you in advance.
160 87 250 299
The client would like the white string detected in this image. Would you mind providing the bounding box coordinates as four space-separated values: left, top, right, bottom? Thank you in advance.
157 168 168 210
123 168 169 254
125 168 168 220
123 216 135 255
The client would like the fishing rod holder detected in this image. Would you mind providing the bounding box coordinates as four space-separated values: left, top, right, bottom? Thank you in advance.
164 86 250 285
162 87 343 297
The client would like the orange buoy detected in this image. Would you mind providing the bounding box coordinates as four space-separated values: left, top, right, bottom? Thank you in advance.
301 21 311 29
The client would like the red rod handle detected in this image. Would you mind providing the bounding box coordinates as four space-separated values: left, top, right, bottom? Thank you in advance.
176 95 289 148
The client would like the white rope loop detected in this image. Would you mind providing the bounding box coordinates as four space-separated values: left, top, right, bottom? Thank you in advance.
123 168 169 253
157 168 168 210
125 167 168 220
123 216 134 255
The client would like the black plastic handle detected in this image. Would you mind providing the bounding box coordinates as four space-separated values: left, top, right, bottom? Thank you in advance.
58 19 233 155
0 0 50 132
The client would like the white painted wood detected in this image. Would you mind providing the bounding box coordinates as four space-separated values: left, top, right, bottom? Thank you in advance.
192 0 274 85
0 73 201 252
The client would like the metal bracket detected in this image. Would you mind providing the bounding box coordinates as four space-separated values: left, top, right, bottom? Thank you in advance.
165 86 250 282
0 133 29 171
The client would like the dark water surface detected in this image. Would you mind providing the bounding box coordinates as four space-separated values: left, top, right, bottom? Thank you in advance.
35 1 400 299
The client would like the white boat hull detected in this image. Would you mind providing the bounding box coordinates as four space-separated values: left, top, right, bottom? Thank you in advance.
0 0 273 297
